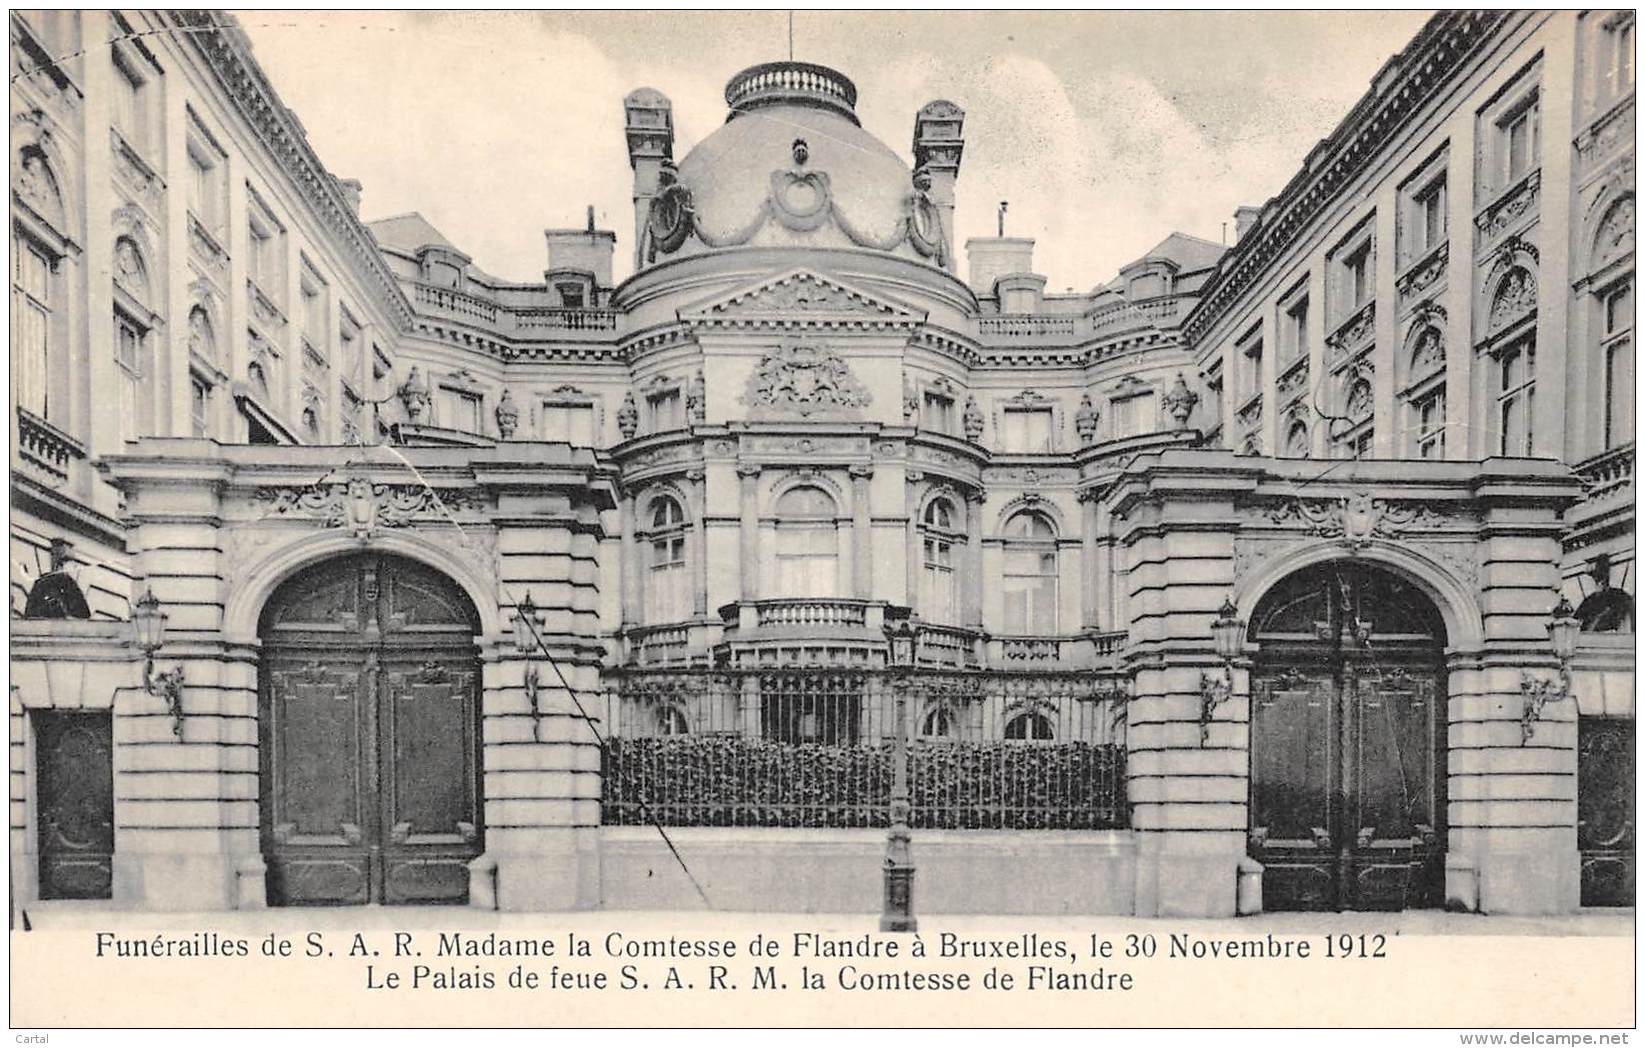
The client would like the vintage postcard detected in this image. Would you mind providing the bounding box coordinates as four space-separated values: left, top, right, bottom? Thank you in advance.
6 9 1636 1034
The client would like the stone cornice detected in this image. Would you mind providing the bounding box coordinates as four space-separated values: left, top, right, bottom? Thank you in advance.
170 11 414 331
1181 11 1509 347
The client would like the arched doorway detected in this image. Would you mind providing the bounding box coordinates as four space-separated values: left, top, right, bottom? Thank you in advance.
1248 561 1448 911
258 553 483 906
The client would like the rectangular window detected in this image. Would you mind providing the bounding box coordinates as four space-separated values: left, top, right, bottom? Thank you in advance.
1415 389 1446 460
12 235 51 418
922 392 954 434
112 51 146 155
115 312 145 443
543 403 596 446
1345 243 1372 308
775 526 837 598
190 376 210 438
1002 546 1058 634
440 388 482 432
648 535 689 624
1605 15 1636 101
247 191 286 303
1281 292 1309 361
922 537 956 625
1497 341 1537 456
1238 330 1264 403
1001 407 1053 452
300 275 326 349
1415 176 1447 255
1603 280 1634 449
1114 393 1157 438
648 389 683 432
1501 97 1540 184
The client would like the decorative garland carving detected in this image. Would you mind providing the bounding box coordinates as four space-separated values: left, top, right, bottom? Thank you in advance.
258 478 483 540
1265 492 1452 551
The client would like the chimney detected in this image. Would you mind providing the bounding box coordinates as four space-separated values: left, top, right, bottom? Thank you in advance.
624 87 675 271
545 211 617 292
911 100 965 272
965 236 1035 295
1234 205 1262 243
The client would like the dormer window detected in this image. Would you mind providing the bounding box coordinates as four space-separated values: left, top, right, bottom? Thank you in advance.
556 281 586 309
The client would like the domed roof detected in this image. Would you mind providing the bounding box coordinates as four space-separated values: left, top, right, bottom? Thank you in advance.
643 62 945 267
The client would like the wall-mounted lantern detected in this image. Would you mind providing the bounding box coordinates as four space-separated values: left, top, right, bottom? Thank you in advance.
1199 596 1246 745
515 593 546 741
133 588 186 740
1521 596 1580 744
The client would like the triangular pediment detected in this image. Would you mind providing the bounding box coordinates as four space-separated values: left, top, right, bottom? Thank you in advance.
679 269 926 328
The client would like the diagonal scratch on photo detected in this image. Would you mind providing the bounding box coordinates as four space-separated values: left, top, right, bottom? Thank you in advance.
6 7 1634 946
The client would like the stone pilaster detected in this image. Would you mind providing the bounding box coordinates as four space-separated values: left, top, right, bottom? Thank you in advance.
686 469 708 616
964 489 985 629
737 462 761 601
850 464 873 599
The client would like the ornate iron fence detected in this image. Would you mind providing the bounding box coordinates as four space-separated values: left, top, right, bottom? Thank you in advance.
601 668 1128 830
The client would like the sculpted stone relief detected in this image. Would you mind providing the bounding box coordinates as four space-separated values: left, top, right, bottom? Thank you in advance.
645 136 948 263
740 337 871 419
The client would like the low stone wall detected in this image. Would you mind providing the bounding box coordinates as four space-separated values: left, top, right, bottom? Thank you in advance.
598 827 1136 914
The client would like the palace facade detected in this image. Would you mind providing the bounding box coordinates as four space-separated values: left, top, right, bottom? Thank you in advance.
8 10 1634 916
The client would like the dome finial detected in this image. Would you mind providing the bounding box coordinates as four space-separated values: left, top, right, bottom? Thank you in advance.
725 61 859 126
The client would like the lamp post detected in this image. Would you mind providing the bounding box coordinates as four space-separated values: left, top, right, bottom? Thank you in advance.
1521 596 1580 743
1199 596 1247 745
133 588 186 740
881 618 917 932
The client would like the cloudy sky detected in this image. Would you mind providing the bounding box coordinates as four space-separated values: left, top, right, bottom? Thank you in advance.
236 10 1433 291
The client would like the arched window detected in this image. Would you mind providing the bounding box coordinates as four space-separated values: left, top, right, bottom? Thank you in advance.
1403 324 1447 459
774 485 839 597
1001 510 1058 634
643 494 690 624
187 306 218 439
1600 278 1633 450
1335 376 1373 459
920 706 955 739
655 705 689 736
12 142 70 426
920 497 960 624
1283 419 1310 459
112 236 154 444
1004 710 1055 741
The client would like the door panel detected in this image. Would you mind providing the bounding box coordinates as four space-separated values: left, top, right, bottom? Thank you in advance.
261 555 481 906
36 711 114 900
1347 667 1442 911
1579 718 1635 907
1250 671 1336 911
263 655 372 905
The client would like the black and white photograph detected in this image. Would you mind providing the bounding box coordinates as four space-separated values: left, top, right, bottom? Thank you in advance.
6 8 1637 1033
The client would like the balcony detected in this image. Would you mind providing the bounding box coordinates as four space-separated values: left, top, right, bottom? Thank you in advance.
1576 442 1635 505
914 622 983 668
15 407 85 486
409 281 620 342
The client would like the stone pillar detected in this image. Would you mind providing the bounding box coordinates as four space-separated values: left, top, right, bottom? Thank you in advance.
737 462 761 601
618 488 639 630
1109 451 1250 918
850 464 873 600
686 469 708 616
1445 464 1585 914
1080 490 1100 629
475 445 616 912
97 446 259 910
965 490 985 629
904 470 924 609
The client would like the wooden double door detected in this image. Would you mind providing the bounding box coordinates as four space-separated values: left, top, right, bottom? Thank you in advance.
259 554 483 906
35 711 115 899
1248 564 1448 911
